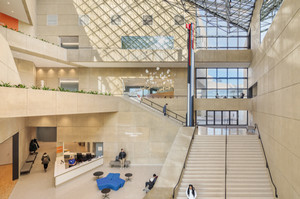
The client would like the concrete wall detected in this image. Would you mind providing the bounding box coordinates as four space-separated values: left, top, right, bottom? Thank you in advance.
0 137 12 165
249 0 300 198
0 87 118 118
195 99 252 111
19 0 37 37
0 118 35 175
26 97 182 165
15 58 36 86
36 67 184 95
0 26 68 62
0 34 21 85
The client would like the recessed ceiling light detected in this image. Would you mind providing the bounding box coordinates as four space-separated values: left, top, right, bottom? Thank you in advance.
11 11 14 13
7 1 10 5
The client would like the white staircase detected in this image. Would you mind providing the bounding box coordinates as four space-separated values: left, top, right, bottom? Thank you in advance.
227 135 274 199
177 135 225 199
176 134 275 199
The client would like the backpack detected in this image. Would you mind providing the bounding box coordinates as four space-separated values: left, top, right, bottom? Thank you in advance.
42 156 49 164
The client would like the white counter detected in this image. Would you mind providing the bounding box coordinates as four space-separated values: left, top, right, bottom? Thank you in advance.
54 156 103 186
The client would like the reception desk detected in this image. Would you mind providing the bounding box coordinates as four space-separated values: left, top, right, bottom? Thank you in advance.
54 156 103 186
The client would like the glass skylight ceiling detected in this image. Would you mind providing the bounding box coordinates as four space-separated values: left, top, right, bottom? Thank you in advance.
170 0 257 49
260 0 284 42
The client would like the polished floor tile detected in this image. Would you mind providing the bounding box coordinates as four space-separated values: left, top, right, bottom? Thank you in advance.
9 142 161 199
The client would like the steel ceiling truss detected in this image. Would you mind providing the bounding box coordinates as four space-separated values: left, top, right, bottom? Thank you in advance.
260 0 283 33
169 0 257 31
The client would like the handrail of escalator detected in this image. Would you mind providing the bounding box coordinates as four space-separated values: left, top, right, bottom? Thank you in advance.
172 126 197 198
255 123 278 198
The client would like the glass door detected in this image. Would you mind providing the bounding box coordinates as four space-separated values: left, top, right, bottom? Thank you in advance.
223 111 230 125
229 111 238 125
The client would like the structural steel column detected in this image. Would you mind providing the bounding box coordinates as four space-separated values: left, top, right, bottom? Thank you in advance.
186 23 195 127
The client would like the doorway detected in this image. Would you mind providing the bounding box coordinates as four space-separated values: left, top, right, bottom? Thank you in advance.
198 110 247 126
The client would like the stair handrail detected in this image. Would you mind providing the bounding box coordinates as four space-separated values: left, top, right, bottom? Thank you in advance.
225 125 228 199
140 97 186 125
254 123 278 198
172 126 197 198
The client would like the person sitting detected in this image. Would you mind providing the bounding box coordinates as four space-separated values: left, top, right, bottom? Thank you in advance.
143 174 158 193
215 93 219 99
186 184 197 199
68 155 77 167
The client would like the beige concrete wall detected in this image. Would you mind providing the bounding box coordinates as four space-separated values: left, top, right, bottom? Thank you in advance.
36 67 184 95
18 0 37 37
249 0 300 198
26 97 182 165
0 137 12 165
195 99 252 111
0 87 118 118
0 34 21 85
145 127 195 199
0 117 35 175
15 58 36 86
0 26 68 62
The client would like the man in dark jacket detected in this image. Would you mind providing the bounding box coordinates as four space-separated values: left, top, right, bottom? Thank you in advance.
143 174 158 193
119 148 126 168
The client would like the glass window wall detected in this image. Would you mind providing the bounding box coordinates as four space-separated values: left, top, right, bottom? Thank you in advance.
196 68 248 99
197 110 248 126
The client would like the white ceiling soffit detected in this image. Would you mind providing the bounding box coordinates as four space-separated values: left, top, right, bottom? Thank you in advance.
0 0 30 24
12 51 77 68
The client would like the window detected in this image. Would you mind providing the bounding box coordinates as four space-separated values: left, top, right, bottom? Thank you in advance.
174 15 184 25
47 15 58 26
59 36 79 49
248 82 257 98
197 110 248 126
143 15 153 25
260 0 284 42
196 10 249 49
196 68 248 99
111 15 121 25
79 15 90 26
121 36 174 49
59 79 79 91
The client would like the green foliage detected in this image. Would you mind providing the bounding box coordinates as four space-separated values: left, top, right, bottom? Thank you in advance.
14 84 27 88
31 86 40 89
1 81 12 87
87 91 98 95
42 86 50 90
0 82 112 96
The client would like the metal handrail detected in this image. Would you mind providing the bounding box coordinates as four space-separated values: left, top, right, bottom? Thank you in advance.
140 97 186 124
255 123 278 198
225 125 228 199
172 126 197 198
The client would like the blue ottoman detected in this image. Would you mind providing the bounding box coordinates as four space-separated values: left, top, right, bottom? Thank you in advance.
97 173 125 191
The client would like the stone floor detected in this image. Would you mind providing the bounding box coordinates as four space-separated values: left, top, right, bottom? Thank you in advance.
9 142 162 199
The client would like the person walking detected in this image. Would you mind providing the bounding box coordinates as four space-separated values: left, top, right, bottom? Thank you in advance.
119 148 126 169
186 184 197 199
163 103 168 116
41 152 50 172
